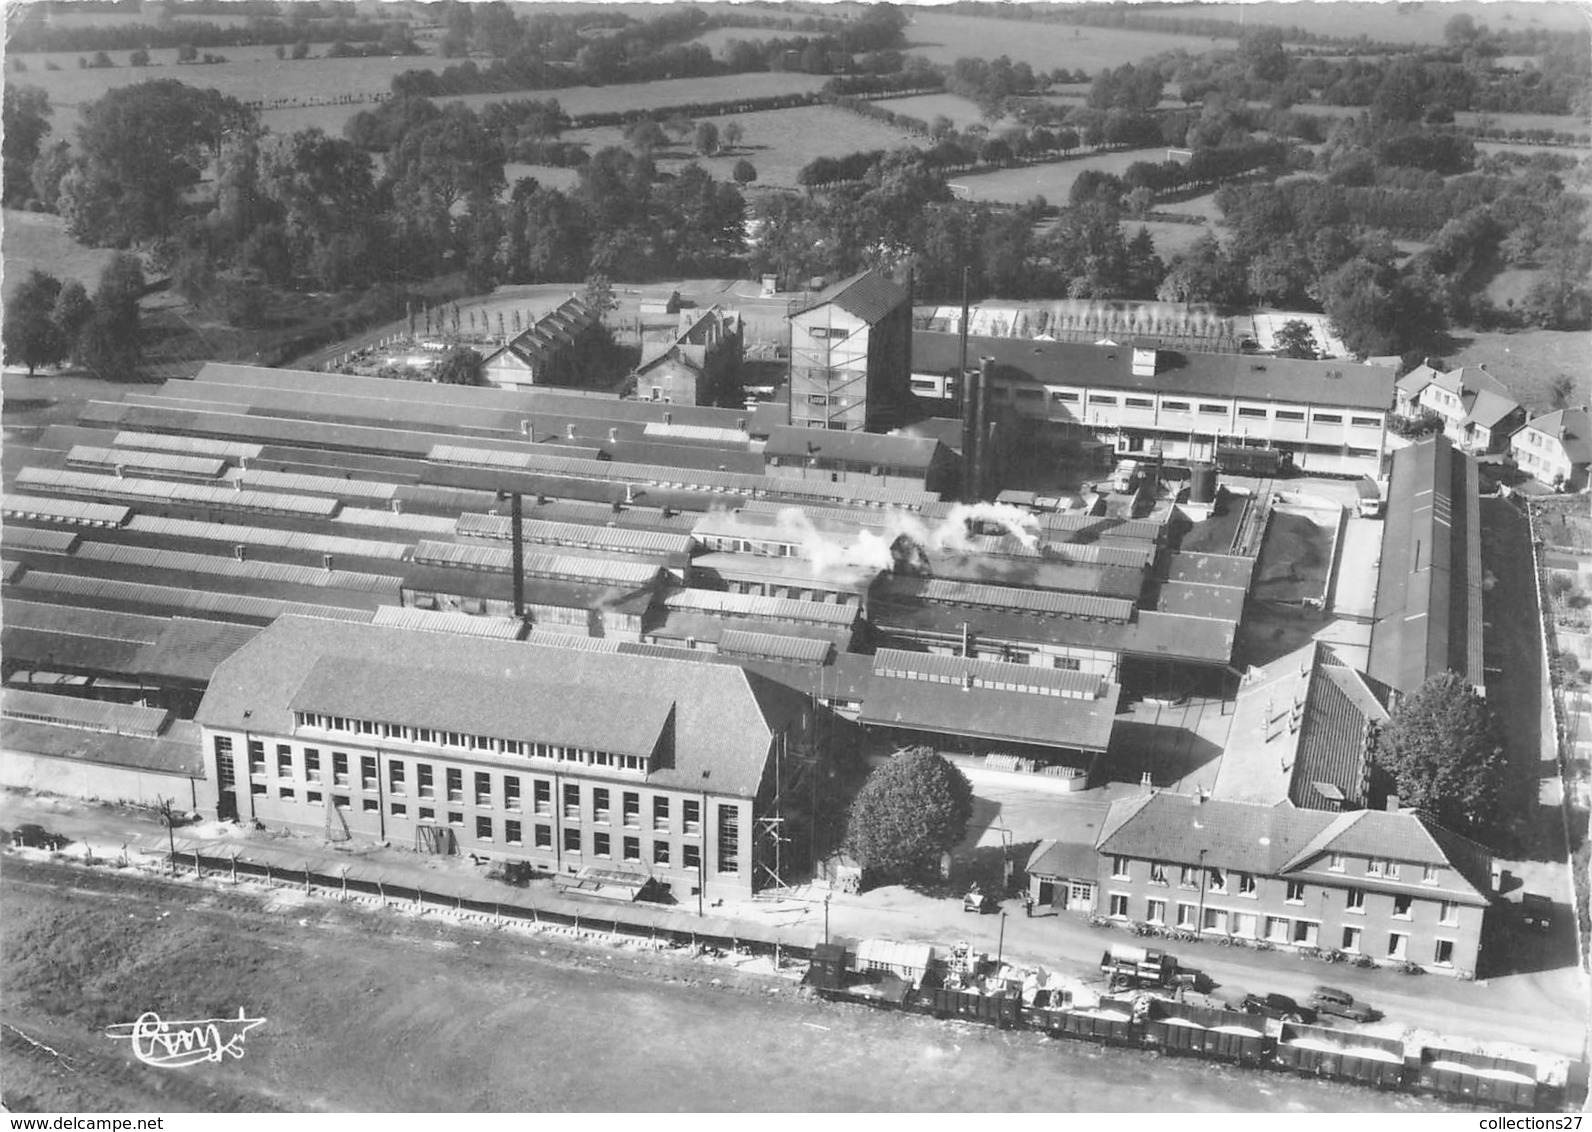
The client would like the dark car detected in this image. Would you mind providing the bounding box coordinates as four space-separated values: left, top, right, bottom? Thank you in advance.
1236 992 1317 1024
1308 985 1378 1022
1521 893 1553 933
10 823 68 850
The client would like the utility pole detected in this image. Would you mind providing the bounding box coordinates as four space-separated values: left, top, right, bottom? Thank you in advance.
997 910 1007 966
156 795 178 877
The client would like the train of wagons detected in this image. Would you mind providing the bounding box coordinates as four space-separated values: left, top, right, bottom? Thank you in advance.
803 938 1579 1112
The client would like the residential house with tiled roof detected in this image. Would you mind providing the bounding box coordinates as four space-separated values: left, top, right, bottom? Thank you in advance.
1212 641 1391 812
1395 363 1524 455
633 306 744 408
195 616 816 901
787 270 913 432
1093 792 1492 974
481 297 602 391
1510 406 1591 491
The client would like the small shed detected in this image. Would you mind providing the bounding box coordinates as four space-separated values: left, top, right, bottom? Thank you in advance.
853 939 935 987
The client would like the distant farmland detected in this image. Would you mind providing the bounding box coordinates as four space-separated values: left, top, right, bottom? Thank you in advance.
898 14 1234 71
950 146 1173 206
1 209 120 302
436 71 827 122
1185 0 1584 44
876 92 997 130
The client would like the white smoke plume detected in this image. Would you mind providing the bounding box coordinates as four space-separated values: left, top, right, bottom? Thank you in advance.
764 501 1042 575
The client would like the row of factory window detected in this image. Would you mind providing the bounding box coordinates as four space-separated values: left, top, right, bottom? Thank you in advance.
1110 856 1445 889
1030 389 1383 429
1104 895 1459 966
286 716 649 773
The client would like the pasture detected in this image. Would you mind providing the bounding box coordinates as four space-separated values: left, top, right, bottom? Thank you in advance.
0 209 120 303
950 146 1170 206
1446 329 1591 415
876 92 999 130
1184 1 1584 44
435 70 827 122
502 163 582 194
898 14 1234 72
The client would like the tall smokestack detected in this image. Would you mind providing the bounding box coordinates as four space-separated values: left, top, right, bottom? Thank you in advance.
969 356 993 501
510 491 524 621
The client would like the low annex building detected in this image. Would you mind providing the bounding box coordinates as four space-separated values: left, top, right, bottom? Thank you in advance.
195 616 816 902
1094 792 1493 974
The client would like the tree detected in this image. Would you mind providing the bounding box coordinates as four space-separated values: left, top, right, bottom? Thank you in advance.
732 158 757 185
694 120 719 156
722 120 743 151
2 269 66 374
78 253 144 381
1369 670 1508 842
844 748 973 878
433 345 483 386
623 118 668 157
1273 319 1319 360
1548 374 1577 411
582 274 616 317
3 84 51 207
51 280 93 365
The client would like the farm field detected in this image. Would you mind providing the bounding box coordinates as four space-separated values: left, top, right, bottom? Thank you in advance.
563 104 922 189
1187 1 1585 43
0 209 120 303
898 14 1233 72
1446 329 1591 415
436 71 828 122
873 91 997 130
949 145 1168 206
502 163 582 194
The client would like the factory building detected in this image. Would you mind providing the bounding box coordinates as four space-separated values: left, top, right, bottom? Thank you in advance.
788 271 914 432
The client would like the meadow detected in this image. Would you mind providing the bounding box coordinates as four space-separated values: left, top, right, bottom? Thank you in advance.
1446 328 1591 415
1179 1 1584 44
897 13 1234 71
874 91 996 130
435 70 828 122
948 145 1171 206
0 209 120 303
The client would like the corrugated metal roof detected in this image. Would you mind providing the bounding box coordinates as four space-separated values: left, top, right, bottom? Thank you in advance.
371 606 528 640
68 444 226 479
13 571 376 624
1 526 79 554
1 493 130 527
642 421 751 445
15 467 338 518
1 559 21 584
663 588 859 627
2 688 168 738
859 675 1119 753
333 507 458 535
393 482 502 512
1 598 168 643
871 648 1106 699
411 539 660 587
232 468 399 500
717 629 832 665
763 425 939 470
902 577 1137 622
113 430 263 459
455 512 694 557
524 630 624 652
134 618 263 684
74 541 404 595
124 515 412 562
1039 511 1164 542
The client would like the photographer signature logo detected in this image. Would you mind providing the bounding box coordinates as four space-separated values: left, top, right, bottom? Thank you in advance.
105 1008 265 1068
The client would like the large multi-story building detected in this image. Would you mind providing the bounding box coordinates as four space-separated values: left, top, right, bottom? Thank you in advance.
195 616 817 902
788 270 913 432
1094 792 1493 974
912 333 1397 478
1511 406 1590 492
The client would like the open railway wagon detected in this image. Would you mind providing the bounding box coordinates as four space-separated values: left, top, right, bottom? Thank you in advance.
1140 1000 1270 1066
1416 1048 1544 1109
1275 1023 1406 1090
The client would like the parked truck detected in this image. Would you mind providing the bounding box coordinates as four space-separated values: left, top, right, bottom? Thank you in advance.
1099 944 1177 990
1355 477 1384 518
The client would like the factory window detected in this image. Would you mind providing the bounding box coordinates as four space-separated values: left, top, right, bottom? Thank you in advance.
1199 403 1227 415
1275 410 1305 422
1125 397 1154 409
1238 872 1257 897
1176 903 1197 929
717 805 740 874
332 752 348 788
1351 416 1381 428
807 394 829 405
279 786 295 800
475 771 492 807
361 755 377 792
1202 908 1228 934
1178 866 1198 889
624 837 641 863
1233 912 1257 938
654 840 670 866
417 764 434 799
250 781 267 796
1286 881 1305 904
418 806 433 822
1342 926 1361 953
683 800 701 836
505 820 522 846
1386 933 1407 960
1237 406 1267 419
593 832 611 860
534 780 551 815
1161 400 1190 412
683 844 701 871
1345 887 1365 913
448 811 464 827
1265 916 1289 943
333 795 350 811
476 816 493 841
1050 391 1080 403
446 768 463 803
307 791 323 807
362 798 378 813
564 828 581 853
1207 868 1226 894
593 788 611 824
623 793 640 829
1146 899 1166 925
1148 862 1168 886
1433 939 1454 967
504 776 521 812
1393 895 1412 919
389 761 405 795
1111 856 1131 880
564 784 580 821
653 797 670 832
276 745 293 776
534 824 551 849
1291 920 1319 947
1108 894 1129 919
391 802 407 817
248 740 266 775
1087 394 1117 406
1313 413 1342 424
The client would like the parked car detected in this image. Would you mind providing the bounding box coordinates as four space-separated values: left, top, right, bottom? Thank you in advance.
1308 985 1379 1022
1230 991 1317 1024
1521 893 1553 933
10 823 68 850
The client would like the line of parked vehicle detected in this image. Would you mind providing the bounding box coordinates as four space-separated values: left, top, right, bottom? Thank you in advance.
805 940 1576 1112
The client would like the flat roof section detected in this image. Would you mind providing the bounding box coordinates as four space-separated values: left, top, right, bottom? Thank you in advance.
859 673 1119 753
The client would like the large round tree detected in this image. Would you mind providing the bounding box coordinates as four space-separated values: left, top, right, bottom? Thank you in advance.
1369 670 1508 842
845 747 974 879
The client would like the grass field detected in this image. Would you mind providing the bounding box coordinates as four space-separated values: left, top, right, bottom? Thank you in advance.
950 146 1168 206
1446 328 1591 415
899 13 1233 72
0 209 120 302
1186 1 1584 43
874 91 998 130
438 71 828 122
563 103 922 189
